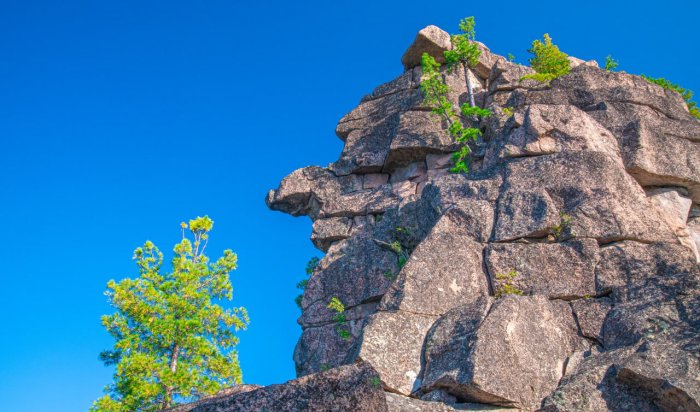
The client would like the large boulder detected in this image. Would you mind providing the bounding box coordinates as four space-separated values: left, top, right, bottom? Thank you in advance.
485 239 599 299
401 25 452 70
187 362 388 412
496 152 677 244
354 310 437 395
380 209 490 316
422 296 586 409
385 392 511 412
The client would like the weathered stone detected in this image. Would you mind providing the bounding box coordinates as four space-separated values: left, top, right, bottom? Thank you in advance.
188 362 388 412
391 180 417 197
319 185 400 218
425 172 503 215
386 392 512 412
293 300 382 377
420 389 457 405
423 296 585 409
500 152 677 244
646 187 692 230
426 153 453 170
311 217 352 252
595 241 698 303
390 160 428 183
363 173 389 189
355 310 437 395
690 217 700 259
646 187 699 260
266 166 340 218
571 297 613 343
401 25 452 70
299 235 397 327
623 119 700 203
263 27 700 412
385 111 458 170
567 56 598 69
616 340 700 411
427 168 449 181
541 347 659 412
333 87 423 175
483 104 620 167
513 65 700 202
362 67 419 103
380 210 490 316
486 239 599 299
492 188 560 241
486 59 535 107
168 385 262 412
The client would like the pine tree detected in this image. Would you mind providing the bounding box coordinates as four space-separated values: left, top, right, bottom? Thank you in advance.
92 216 249 412
522 33 571 84
444 16 481 107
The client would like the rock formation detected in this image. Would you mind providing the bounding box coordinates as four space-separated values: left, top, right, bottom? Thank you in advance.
184 25 700 411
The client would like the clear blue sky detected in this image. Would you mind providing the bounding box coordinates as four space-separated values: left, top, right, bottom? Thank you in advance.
1 1 697 410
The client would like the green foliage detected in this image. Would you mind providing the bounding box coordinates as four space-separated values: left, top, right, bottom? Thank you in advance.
388 240 410 269
395 226 411 235
419 17 491 175
507 53 516 62
383 270 396 281
420 53 454 119
92 216 249 412
604 55 618 72
521 34 571 84
295 257 319 310
370 376 382 388
641 75 700 120
444 16 481 70
461 103 492 119
494 270 523 298
502 106 514 117
327 297 350 340
551 212 573 241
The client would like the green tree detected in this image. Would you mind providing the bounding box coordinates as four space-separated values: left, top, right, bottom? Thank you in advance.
92 216 249 412
522 33 571 84
425 16 491 174
295 257 319 310
444 16 481 107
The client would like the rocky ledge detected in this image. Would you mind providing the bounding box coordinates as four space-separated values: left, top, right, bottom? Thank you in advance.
193 25 700 411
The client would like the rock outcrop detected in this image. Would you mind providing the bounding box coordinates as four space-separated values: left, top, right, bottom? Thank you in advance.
186 24 700 411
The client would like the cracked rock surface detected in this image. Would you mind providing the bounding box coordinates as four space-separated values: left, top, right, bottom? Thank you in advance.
185 24 700 412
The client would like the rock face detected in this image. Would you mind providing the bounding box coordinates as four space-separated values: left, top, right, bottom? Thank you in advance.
185 362 388 412
251 25 700 411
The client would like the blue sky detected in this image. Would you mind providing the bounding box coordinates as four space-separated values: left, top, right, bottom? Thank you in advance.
1 1 697 410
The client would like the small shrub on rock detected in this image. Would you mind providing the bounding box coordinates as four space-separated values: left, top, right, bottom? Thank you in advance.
522 33 571 84
494 270 523 298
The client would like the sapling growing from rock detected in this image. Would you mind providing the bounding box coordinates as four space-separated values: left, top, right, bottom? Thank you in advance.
444 16 481 107
550 212 573 241
419 18 492 174
605 55 619 72
295 257 319 310
494 270 523 298
328 297 350 340
522 33 571 84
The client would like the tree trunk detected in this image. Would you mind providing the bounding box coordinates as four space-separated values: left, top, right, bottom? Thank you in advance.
162 344 180 410
462 61 476 108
